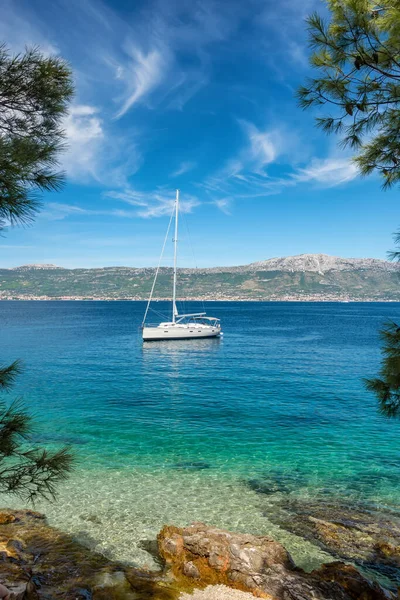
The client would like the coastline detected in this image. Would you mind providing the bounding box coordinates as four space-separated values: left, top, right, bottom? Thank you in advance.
1 509 398 599
1 296 400 302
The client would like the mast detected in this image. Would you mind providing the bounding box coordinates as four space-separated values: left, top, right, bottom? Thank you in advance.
172 189 179 323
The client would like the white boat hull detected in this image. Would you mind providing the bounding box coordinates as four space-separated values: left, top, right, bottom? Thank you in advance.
143 323 221 341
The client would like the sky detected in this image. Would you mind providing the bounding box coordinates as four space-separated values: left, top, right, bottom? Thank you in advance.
0 0 398 268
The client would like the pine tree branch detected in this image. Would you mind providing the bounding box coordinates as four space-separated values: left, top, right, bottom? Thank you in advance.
0 361 23 390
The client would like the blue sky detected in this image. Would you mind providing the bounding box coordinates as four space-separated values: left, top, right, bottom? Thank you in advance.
1 0 398 268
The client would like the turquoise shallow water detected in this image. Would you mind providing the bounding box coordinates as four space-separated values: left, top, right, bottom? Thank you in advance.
1 301 400 569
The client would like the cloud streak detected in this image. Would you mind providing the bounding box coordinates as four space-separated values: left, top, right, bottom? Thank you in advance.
106 188 200 218
200 118 359 206
40 203 139 221
115 47 168 118
293 158 358 185
62 105 104 180
241 120 278 172
214 198 232 215
170 161 197 177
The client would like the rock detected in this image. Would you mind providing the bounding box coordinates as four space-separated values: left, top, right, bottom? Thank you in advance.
6 581 36 600
138 539 164 569
267 499 400 585
94 570 129 589
65 588 92 600
80 514 103 525
0 565 38 600
246 469 308 496
0 508 179 600
183 562 200 579
172 462 211 471
0 509 396 600
158 523 395 600
374 542 400 568
0 513 17 525
313 562 394 600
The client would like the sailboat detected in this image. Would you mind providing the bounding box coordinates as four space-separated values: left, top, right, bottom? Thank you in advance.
142 190 222 341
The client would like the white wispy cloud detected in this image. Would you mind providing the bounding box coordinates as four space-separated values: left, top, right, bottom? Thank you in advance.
292 158 358 185
104 190 149 207
115 47 168 118
138 197 199 218
106 188 200 218
200 118 359 206
40 203 138 221
166 76 208 111
170 161 197 177
62 105 104 180
60 103 142 186
203 119 282 189
214 198 232 215
240 120 278 172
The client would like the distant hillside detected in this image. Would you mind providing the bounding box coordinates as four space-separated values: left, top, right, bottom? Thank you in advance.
0 254 399 301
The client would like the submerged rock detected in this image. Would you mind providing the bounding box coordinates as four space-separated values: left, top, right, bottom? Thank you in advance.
79 514 103 525
313 562 396 599
172 462 211 471
0 508 178 600
266 499 400 585
246 469 308 496
158 522 395 599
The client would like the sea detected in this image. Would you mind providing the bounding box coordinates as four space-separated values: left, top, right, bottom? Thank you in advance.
1 300 400 571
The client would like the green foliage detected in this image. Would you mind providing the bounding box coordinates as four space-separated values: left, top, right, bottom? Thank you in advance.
0 361 74 501
0 359 23 389
387 229 400 261
365 321 400 418
0 44 74 230
365 232 400 419
0 46 74 501
297 0 400 188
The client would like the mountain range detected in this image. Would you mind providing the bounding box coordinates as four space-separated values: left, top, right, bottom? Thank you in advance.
0 254 399 301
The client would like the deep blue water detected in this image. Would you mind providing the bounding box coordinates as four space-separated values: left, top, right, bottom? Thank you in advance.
1 301 400 566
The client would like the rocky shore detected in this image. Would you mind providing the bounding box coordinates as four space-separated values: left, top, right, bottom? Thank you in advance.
267 498 400 586
1 508 399 600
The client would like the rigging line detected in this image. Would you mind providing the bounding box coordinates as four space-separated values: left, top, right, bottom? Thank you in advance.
148 305 170 320
142 205 175 327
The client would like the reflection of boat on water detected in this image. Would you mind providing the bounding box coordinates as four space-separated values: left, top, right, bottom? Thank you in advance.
142 336 222 356
142 190 222 342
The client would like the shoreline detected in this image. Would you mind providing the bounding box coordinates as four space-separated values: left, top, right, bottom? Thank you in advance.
1 297 400 302
0 509 398 599
2 465 400 582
